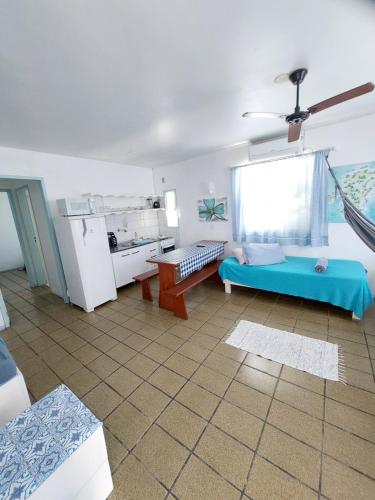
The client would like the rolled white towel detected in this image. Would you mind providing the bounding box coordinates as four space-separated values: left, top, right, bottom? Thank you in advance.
315 257 328 273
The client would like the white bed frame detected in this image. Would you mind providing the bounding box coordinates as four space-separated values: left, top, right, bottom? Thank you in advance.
223 279 360 320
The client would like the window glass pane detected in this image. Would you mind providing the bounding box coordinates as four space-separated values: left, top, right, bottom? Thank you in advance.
164 189 178 227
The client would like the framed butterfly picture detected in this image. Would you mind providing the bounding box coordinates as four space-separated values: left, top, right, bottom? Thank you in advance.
198 197 228 222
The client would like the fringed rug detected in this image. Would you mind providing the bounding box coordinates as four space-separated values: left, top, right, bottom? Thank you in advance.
226 320 345 382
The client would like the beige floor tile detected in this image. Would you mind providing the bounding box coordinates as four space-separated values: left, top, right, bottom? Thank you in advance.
106 367 142 397
225 381 271 419
321 455 375 500
87 354 120 379
196 424 253 489
212 400 263 449
243 353 282 377
106 343 137 364
123 333 152 351
164 352 199 378
27 366 61 399
82 382 123 420
168 323 195 340
29 336 56 353
52 355 83 379
104 428 128 472
172 455 240 500
246 455 318 500
122 318 144 333
148 366 186 397
236 365 277 396
199 322 229 339
111 455 167 500
65 366 100 397
203 352 241 378
59 334 87 353
91 334 119 353
73 343 101 364
328 336 369 357
343 352 373 374
107 311 130 326
258 425 321 490
128 382 170 419
176 381 220 419
323 422 375 478
275 380 324 419
107 325 134 342
177 341 211 363
156 332 185 351
125 353 159 379
157 400 206 449
268 399 323 449
345 367 375 393
138 324 165 341
95 318 118 333
190 332 220 351
191 365 231 397
105 400 151 448
326 380 375 415
39 344 68 364
280 366 324 395
325 398 375 443
212 342 247 363
134 425 189 488
142 342 174 363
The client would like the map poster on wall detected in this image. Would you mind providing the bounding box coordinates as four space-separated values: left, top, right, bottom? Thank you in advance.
198 197 228 222
328 161 375 223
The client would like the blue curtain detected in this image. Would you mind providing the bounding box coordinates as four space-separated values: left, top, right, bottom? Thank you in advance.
231 150 329 246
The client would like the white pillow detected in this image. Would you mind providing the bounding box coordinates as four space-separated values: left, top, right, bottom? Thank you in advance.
242 243 285 266
233 247 245 265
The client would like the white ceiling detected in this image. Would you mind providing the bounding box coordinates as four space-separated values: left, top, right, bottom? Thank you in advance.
0 0 375 167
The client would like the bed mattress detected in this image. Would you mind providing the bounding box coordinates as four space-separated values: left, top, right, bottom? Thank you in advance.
219 256 374 318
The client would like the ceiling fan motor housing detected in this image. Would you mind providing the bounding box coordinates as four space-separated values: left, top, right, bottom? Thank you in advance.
285 110 310 124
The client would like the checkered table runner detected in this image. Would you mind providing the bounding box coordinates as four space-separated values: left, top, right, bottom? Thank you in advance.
153 240 224 278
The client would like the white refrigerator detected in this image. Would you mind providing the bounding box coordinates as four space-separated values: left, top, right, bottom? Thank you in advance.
55 215 117 312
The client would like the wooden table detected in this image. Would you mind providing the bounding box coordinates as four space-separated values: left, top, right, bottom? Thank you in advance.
147 240 226 318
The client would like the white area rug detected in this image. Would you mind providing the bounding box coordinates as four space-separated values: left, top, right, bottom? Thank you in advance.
226 320 344 382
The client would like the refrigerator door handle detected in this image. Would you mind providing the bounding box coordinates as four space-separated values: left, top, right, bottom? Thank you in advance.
82 219 88 245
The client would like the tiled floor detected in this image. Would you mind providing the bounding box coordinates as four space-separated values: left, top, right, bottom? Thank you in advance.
1 269 375 500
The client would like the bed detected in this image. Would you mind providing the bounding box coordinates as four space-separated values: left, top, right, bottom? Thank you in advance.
219 256 374 319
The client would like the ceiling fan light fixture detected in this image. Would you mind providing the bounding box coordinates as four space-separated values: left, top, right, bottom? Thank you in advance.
242 111 285 119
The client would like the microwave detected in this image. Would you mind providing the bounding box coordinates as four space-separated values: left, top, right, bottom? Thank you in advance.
56 198 96 216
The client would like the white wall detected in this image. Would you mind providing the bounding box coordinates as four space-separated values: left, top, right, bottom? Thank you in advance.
0 192 24 271
153 114 375 289
0 146 154 214
0 146 154 296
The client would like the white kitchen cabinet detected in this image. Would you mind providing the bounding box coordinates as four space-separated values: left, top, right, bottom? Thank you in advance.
143 242 161 271
111 242 161 289
111 248 145 288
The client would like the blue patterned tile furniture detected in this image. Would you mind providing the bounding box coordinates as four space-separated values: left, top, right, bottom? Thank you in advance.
149 240 225 279
0 385 101 500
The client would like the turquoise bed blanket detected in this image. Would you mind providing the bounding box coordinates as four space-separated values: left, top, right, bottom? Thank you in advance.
219 256 374 319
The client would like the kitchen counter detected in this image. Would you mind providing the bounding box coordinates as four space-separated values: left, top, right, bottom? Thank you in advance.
109 237 169 254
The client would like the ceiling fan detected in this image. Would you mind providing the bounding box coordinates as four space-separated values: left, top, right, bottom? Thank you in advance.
242 68 374 142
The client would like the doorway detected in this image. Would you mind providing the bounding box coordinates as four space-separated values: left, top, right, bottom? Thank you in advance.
0 176 68 301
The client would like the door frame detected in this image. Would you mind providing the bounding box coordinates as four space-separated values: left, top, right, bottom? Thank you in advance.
0 175 68 302
14 185 47 287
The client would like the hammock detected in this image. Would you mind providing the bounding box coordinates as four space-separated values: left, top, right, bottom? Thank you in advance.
326 156 375 252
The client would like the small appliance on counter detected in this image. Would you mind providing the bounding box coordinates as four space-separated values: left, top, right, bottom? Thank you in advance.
107 232 117 248
153 200 160 209
57 197 96 216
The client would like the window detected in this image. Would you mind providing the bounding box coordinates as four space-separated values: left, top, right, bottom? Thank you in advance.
231 152 328 246
164 189 178 227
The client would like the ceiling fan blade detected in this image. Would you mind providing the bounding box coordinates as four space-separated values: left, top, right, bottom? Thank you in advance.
308 82 374 114
288 122 302 142
242 112 286 119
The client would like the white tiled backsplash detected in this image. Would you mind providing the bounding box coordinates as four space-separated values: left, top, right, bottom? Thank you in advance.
105 210 176 244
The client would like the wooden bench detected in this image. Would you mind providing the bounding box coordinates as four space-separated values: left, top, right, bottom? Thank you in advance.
133 268 159 301
164 260 221 319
